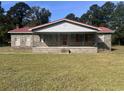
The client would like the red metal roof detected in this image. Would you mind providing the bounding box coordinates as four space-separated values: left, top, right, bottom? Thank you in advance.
8 26 32 33
8 19 113 33
98 27 113 33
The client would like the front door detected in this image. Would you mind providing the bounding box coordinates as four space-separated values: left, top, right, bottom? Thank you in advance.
61 34 68 46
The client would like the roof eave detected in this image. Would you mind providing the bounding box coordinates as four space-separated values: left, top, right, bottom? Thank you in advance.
29 18 99 31
34 31 98 33
8 32 33 33
97 31 114 34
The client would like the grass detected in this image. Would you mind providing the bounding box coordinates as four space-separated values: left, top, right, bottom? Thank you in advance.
0 47 32 54
0 46 124 90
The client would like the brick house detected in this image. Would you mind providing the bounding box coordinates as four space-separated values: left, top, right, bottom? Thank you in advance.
8 19 114 53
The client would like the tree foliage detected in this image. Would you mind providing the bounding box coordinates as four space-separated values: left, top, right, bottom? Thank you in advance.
110 2 124 45
7 2 31 27
80 4 103 26
101 2 116 27
1 1 124 45
0 1 7 45
29 6 51 26
0 2 4 24
65 13 80 21
80 2 115 27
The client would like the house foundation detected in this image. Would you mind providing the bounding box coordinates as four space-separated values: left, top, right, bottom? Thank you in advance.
32 47 97 53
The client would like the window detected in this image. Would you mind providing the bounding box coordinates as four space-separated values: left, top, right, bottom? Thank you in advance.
22 36 25 43
26 37 31 46
15 38 17 42
15 37 20 46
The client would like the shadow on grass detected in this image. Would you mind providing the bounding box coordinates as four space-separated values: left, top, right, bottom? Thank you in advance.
0 44 10 47
111 48 117 51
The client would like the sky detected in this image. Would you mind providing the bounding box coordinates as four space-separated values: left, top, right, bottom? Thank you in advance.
1 1 118 21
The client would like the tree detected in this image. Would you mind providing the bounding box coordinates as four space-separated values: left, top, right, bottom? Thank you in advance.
80 11 92 24
29 6 51 26
101 2 116 27
7 2 31 27
0 1 7 46
65 13 76 20
0 2 5 25
80 2 116 27
65 13 80 21
110 2 124 45
80 4 103 26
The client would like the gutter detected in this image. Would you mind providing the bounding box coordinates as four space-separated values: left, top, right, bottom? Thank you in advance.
8 32 33 34
97 31 115 34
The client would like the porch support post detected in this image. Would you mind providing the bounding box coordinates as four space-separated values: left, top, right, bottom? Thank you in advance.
95 33 97 47
67 33 69 46
32 32 34 47
84 32 85 46
58 33 59 46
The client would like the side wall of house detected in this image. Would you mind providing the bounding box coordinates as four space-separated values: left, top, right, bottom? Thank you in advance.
11 33 33 48
11 33 47 48
97 33 111 50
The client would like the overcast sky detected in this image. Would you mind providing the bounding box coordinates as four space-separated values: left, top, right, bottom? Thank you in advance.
1 1 118 21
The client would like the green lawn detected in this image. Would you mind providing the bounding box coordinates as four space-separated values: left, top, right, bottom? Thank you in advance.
0 46 124 90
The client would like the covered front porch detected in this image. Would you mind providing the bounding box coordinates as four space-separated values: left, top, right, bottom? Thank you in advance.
38 32 97 47
32 32 98 53
31 19 99 53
